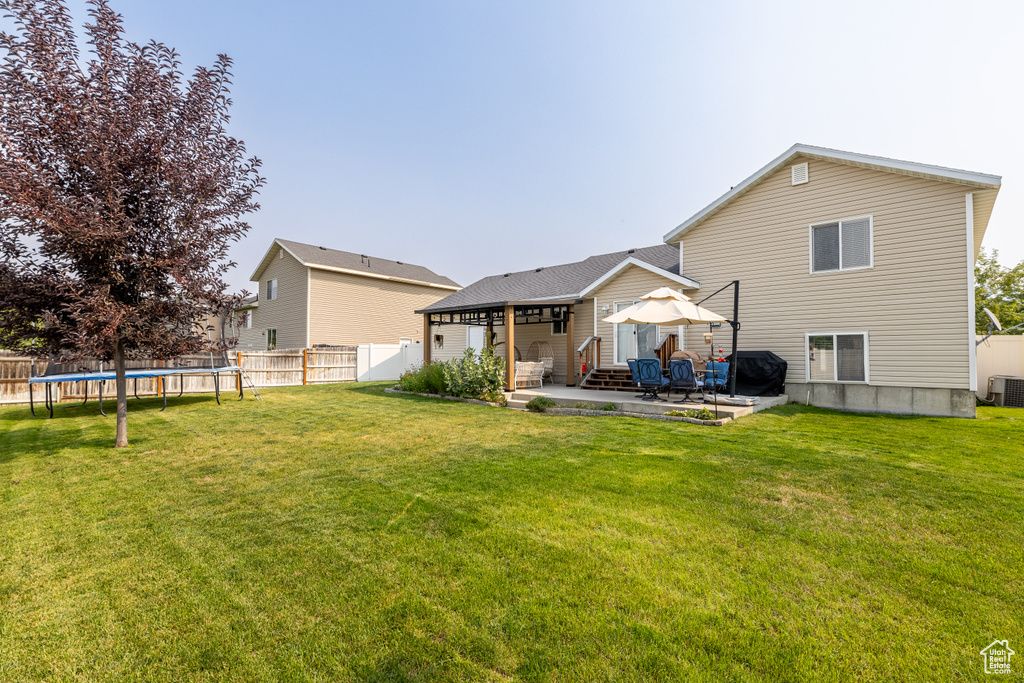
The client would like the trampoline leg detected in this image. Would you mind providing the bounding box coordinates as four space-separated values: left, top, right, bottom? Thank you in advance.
161 375 167 411
214 373 221 405
178 375 184 397
237 371 243 400
29 383 35 417
46 383 53 419
133 377 140 400
80 381 88 406
99 380 107 417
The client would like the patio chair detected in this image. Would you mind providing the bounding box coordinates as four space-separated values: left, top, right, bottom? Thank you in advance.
704 361 729 393
526 341 555 379
635 357 670 401
514 361 545 389
668 359 705 404
493 342 522 362
626 358 645 398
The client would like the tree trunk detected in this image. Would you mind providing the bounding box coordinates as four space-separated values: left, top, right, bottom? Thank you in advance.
114 338 129 447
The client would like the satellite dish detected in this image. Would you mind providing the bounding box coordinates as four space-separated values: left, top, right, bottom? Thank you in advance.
984 308 1002 332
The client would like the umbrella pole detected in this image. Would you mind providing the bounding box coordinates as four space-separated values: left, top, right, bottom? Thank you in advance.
729 280 739 398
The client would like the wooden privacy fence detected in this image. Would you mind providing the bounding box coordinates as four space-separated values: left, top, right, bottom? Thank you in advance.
0 346 357 406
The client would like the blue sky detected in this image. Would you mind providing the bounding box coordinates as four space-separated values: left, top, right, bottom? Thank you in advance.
67 1 1024 290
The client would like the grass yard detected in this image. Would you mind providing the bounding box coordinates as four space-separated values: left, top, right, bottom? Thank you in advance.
1 383 1022 682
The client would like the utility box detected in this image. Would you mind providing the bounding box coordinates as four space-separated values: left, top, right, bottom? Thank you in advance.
989 375 1024 408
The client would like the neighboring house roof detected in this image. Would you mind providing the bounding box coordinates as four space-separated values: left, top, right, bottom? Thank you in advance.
250 238 461 290
419 244 698 313
234 295 258 311
663 143 1003 244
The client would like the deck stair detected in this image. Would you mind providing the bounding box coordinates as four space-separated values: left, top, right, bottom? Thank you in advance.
580 368 639 392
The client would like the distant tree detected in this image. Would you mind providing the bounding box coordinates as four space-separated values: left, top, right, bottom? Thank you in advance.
0 0 264 446
975 248 1024 334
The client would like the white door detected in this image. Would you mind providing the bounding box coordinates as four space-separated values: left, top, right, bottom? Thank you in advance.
467 326 485 353
613 301 659 364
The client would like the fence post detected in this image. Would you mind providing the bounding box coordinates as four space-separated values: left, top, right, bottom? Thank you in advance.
236 350 243 392
303 348 308 385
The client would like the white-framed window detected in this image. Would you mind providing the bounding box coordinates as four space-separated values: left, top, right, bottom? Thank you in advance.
266 279 278 300
551 320 568 336
242 310 253 329
810 216 872 273
266 328 277 350
805 332 868 383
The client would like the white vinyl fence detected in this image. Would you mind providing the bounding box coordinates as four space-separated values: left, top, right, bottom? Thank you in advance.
356 342 424 381
977 335 1024 399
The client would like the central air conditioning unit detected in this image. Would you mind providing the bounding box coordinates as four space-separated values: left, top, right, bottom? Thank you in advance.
988 375 1024 408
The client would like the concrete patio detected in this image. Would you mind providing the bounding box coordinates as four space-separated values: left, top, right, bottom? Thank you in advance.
508 384 788 420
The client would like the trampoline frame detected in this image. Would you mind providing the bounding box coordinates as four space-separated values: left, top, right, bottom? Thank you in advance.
28 366 244 418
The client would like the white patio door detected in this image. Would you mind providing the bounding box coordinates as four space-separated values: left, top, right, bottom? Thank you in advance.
613 301 659 364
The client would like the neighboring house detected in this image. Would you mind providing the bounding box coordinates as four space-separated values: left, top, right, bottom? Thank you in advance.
419 144 1001 418
237 239 460 350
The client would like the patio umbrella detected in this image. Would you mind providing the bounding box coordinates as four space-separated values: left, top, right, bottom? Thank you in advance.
601 287 727 326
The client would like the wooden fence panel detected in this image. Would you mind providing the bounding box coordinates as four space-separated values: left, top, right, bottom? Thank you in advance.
305 346 357 384
0 352 33 405
237 349 305 388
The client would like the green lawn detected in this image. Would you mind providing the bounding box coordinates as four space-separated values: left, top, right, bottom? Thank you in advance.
1 384 1022 682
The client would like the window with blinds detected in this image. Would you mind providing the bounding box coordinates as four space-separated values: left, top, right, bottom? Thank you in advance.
811 216 872 272
806 332 867 382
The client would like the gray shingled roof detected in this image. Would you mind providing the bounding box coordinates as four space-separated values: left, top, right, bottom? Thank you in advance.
420 244 688 313
276 239 461 289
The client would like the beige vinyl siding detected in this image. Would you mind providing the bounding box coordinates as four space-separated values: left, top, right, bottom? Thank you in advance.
592 265 689 366
309 269 451 346
254 247 309 350
972 188 998 256
235 309 263 349
427 324 469 363
675 157 973 389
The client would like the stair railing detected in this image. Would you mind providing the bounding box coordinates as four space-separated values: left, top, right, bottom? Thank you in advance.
577 336 601 379
655 333 678 369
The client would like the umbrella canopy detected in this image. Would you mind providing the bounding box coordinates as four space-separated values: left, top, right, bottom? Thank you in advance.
602 287 728 326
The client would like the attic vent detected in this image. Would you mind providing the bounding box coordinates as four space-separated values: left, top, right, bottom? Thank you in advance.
278 250 284 259
319 246 327 250
627 248 636 254
535 267 543 272
503 273 510 278
792 162 809 185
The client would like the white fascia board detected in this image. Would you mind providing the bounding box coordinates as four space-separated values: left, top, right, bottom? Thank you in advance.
249 238 306 282
306 263 462 291
579 257 700 297
663 143 1003 244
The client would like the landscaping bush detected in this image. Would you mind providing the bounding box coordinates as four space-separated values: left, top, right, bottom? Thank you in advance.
442 348 505 403
525 397 557 412
397 361 447 395
665 408 718 421
397 349 505 404
599 402 617 411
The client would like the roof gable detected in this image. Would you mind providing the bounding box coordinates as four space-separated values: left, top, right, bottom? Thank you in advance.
664 144 1002 244
420 244 695 313
580 257 699 296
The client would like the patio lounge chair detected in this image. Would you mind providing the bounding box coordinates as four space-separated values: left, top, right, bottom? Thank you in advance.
526 341 555 379
669 358 705 404
514 361 545 389
636 358 670 401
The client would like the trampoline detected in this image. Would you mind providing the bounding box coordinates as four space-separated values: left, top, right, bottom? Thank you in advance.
28 363 245 418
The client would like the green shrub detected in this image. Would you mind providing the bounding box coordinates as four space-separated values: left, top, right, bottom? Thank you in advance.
397 361 446 395
570 401 594 410
599 403 617 411
665 408 718 421
525 396 557 413
442 348 505 403
398 349 505 404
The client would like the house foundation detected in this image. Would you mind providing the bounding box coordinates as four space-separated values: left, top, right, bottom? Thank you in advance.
787 383 976 418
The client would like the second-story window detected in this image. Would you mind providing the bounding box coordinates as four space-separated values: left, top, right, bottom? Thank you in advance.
811 216 872 273
266 279 278 300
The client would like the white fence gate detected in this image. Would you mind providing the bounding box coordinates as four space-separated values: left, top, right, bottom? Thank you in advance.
356 342 424 382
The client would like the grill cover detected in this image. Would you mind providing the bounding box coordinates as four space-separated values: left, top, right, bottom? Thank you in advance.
724 350 788 397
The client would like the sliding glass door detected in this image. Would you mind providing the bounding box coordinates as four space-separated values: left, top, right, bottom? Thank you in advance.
613 301 659 364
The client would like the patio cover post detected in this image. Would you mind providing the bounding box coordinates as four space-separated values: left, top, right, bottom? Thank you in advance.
566 304 575 386
504 304 515 392
422 314 431 365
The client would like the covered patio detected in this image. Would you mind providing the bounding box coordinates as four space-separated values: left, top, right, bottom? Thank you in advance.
420 299 583 392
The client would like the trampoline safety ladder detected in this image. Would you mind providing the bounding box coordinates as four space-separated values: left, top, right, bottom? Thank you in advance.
239 367 263 401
